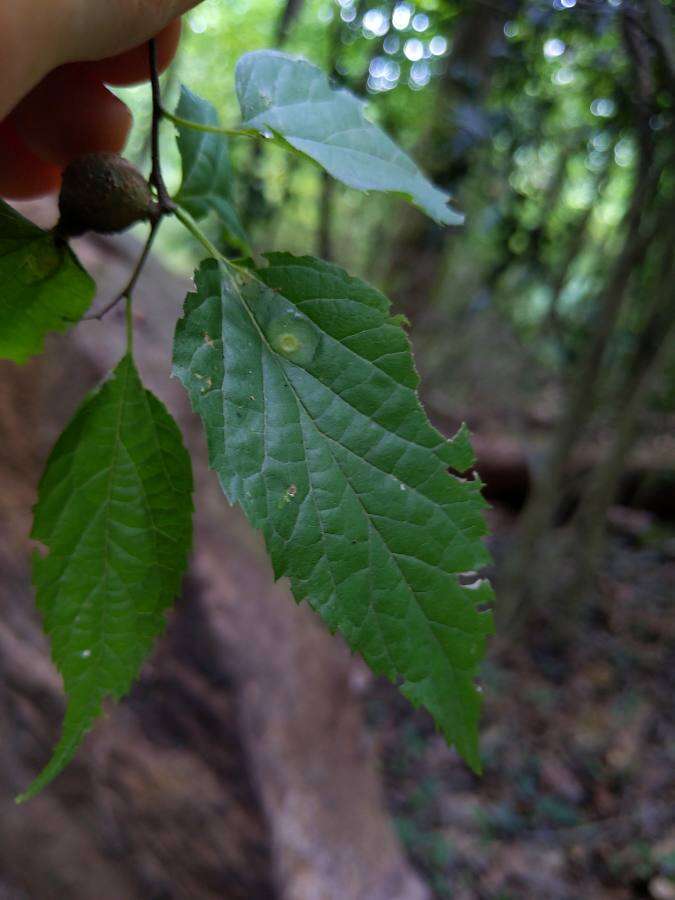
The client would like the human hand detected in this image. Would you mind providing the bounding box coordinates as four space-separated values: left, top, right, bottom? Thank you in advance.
0 1 202 200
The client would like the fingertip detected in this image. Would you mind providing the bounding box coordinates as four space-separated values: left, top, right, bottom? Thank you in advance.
80 19 182 86
0 120 61 200
10 67 132 167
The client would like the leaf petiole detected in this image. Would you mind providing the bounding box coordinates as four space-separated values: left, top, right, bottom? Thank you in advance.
173 205 264 285
125 295 134 355
83 219 160 322
173 205 227 262
162 108 255 140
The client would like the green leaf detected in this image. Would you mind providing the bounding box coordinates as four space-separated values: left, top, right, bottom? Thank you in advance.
18 355 194 802
173 254 492 769
235 51 464 226
0 200 95 363
174 86 249 251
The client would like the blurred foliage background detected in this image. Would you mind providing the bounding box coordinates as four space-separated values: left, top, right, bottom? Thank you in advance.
114 3 674 894
119 0 675 604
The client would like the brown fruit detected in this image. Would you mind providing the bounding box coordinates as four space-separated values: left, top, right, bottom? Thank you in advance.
57 153 157 237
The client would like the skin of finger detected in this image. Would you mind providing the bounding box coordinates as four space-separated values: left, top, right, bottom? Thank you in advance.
0 1 197 189
84 19 182 86
0 1 71 118
10 69 132 167
0 1 199 117
63 0 202 62
0 120 61 200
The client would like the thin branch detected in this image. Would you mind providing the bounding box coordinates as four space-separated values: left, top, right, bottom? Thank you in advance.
84 221 160 320
83 40 174 325
149 39 175 215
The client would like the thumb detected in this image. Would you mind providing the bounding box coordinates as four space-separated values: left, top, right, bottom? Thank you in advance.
63 0 203 63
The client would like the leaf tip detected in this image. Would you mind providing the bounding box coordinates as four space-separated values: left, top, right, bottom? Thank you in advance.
442 206 465 227
467 754 483 776
15 769 54 804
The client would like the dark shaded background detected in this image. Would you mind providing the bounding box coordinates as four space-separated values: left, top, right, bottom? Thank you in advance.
1 0 674 897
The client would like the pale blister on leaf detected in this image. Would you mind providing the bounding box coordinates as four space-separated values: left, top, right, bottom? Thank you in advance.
0 200 95 363
173 254 492 770
18 355 194 802
235 51 464 226
174 86 249 251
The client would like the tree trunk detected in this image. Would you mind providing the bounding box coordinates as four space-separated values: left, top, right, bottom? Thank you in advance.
500 156 666 627
572 246 675 588
382 0 521 321
275 0 305 45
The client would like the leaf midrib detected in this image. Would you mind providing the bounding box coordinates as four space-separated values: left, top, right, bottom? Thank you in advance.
230 282 476 748
46 361 158 675
225 268 480 566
